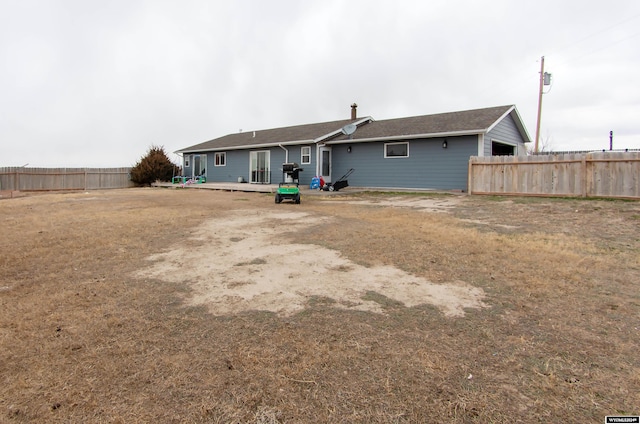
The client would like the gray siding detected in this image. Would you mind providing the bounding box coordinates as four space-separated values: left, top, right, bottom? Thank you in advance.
207 150 248 182
332 136 477 190
485 114 527 156
269 148 287 184
278 145 316 186
182 155 192 177
184 137 480 190
187 145 316 185
264 146 315 185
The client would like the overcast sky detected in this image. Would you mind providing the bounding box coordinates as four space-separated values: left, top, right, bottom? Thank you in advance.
1 0 639 167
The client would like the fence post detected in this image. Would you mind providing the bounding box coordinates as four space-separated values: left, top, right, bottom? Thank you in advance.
581 155 588 198
467 158 474 194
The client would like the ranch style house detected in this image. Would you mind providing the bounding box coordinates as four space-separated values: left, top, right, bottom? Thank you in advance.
175 104 531 191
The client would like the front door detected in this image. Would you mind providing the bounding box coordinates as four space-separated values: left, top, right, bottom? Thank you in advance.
319 146 332 182
250 151 270 183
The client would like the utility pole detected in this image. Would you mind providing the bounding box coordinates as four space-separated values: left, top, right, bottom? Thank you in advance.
609 130 613 150
534 56 545 154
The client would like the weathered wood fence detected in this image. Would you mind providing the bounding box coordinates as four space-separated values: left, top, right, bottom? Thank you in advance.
0 167 134 191
468 152 640 199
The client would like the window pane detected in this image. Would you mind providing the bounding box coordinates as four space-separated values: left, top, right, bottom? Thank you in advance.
386 143 408 157
301 146 310 164
322 150 330 176
215 152 226 166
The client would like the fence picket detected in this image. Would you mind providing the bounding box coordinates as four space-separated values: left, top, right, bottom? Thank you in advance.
468 152 640 199
0 167 134 191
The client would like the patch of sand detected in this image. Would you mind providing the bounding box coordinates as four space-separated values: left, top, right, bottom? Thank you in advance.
345 196 463 212
460 218 521 230
136 210 486 317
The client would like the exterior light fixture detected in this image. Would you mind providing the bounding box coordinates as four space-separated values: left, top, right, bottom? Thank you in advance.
347 146 352 153
442 139 448 149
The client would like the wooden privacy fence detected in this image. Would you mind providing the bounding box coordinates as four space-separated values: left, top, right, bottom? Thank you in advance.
468 152 640 199
0 167 134 191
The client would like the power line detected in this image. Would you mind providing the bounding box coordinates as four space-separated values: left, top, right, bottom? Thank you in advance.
552 30 640 67
478 12 640 100
548 12 640 58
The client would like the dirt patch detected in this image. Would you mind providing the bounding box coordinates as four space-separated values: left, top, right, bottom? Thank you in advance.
137 210 486 317
344 193 464 212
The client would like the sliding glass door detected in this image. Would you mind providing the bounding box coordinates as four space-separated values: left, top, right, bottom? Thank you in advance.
250 151 270 183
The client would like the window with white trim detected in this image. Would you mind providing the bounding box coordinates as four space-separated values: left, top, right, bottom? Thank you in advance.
384 142 409 158
214 152 226 166
301 146 311 164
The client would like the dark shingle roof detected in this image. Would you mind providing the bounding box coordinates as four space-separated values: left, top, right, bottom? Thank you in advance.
330 105 518 142
177 105 527 153
177 118 363 153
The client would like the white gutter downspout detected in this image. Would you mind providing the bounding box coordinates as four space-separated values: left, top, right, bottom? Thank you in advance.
278 144 289 163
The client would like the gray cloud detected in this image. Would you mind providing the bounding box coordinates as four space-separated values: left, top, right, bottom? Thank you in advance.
1 0 638 166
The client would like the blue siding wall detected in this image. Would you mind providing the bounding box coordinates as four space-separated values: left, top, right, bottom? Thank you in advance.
269 146 315 185
207 150 248 182
332 136 477 190
191 145 316 185
269 148 287 183
302 145 317 186
182 154 192 177
485 114 527 156
183 163 191 177
300 145 316 185
184 137 478 190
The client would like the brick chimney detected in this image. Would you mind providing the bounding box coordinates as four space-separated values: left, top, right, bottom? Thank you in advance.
350 103 358 120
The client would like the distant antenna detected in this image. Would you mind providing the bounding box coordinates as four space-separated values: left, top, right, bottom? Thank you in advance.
341 123 357 139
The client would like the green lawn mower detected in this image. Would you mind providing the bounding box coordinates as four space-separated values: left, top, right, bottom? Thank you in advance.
275 163 303 204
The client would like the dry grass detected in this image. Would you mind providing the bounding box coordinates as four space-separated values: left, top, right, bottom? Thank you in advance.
1 188 639 423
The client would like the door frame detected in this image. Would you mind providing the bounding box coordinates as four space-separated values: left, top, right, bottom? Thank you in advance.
318 145 332 182
191 154 207 178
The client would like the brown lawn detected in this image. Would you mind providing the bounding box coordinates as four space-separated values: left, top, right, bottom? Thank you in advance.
1 188 639 423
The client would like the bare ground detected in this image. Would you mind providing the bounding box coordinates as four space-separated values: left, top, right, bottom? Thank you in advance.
1 188 639 423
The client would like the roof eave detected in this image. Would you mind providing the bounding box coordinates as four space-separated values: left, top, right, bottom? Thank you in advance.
510 107 533 143
176 139 316 154
175 117 375 154
324 129 485 145
485 105 532 143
